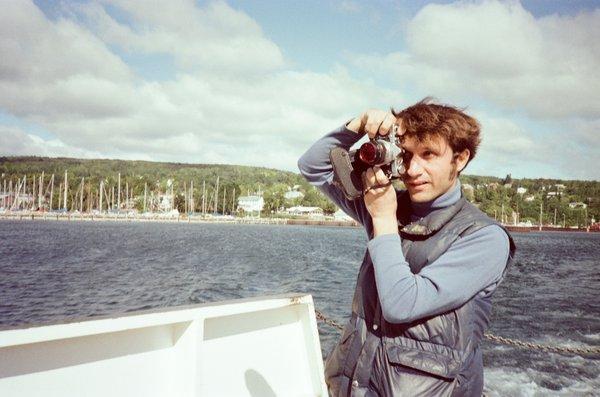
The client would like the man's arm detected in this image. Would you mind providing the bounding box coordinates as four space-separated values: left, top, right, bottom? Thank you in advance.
297 124 370 225
367 225 510 324
298 110 399 226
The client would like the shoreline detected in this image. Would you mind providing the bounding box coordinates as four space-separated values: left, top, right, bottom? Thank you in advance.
0 212 359 228
0 212 596 233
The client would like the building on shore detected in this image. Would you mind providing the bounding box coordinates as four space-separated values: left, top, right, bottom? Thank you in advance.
238 195 264 213
569 202 587 209
286 206 323 217
333 209 353 221
284 189 304 201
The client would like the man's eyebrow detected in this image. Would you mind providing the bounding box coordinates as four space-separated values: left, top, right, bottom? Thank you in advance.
420 142 441 153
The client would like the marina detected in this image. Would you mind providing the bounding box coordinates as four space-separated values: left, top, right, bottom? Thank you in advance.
1 211 598 233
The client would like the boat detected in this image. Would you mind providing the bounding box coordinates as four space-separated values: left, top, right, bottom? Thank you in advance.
0 293 328 396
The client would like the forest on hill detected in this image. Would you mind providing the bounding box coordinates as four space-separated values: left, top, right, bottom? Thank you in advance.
1 156 597 227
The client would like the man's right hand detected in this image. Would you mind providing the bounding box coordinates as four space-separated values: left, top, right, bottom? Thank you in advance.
346 109 398 139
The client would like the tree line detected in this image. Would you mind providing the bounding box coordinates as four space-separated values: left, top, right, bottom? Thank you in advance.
1 157 597 226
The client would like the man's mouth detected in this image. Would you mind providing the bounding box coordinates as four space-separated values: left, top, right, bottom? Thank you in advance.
406 181 429 190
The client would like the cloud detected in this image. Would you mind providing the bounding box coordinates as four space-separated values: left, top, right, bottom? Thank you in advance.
346 0 599 180
465 112 600 180
72 0 285 74
353 1 600 120
0 126 104 159
0 1 403 173
0 0 597 180
0 0 134 120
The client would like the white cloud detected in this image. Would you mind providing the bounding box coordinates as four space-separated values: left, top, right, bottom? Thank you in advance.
353 1 600 119
346 0 599 179
0 0 597 180
73 0 285 74
0 126 104 159
0 1 404 173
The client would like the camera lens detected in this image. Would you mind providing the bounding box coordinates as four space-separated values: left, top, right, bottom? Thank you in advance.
359 142 380 165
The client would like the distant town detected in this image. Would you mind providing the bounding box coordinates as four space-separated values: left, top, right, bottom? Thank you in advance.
0 156 598 230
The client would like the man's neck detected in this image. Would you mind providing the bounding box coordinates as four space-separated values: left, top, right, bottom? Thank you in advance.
411 179 462 218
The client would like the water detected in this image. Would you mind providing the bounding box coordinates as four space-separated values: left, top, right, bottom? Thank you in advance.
1 220 599 396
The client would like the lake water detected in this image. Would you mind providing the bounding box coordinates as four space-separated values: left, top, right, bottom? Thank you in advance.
1 220 598 396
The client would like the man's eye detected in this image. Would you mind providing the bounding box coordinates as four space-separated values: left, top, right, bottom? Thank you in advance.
422 151 433 157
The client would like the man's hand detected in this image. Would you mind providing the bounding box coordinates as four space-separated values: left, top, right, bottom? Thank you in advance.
346 109 397 138
363 166 398 236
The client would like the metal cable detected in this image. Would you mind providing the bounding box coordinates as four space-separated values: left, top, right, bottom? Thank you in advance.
314 309 600 356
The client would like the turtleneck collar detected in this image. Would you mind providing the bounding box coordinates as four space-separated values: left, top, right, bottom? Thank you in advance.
410 179 462 219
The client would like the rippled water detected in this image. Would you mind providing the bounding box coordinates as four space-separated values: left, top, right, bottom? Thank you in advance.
1 220 599 396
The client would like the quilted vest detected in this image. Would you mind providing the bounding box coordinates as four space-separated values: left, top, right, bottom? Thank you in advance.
324 190 516 396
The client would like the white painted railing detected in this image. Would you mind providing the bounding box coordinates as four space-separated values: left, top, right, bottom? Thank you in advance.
0 293 328 396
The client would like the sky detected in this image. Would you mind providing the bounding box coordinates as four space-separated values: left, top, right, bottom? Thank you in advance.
0 0 598 180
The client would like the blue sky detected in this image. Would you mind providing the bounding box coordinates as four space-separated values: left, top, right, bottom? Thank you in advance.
1 0 598 180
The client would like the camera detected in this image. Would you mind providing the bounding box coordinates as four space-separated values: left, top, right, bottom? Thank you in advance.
330 125 405 200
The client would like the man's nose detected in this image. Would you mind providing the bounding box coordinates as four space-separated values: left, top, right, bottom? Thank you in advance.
405 157 423 177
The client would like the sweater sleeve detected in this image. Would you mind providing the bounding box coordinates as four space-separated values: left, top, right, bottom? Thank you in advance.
367 225 510 324
297 124 371 226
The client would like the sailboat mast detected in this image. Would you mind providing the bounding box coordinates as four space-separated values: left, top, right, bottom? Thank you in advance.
190 180 194 214
80 177 85 212
63 171 68 211
49 175 54 210
117 173 121 211
39 171 44 209
214 176 219 215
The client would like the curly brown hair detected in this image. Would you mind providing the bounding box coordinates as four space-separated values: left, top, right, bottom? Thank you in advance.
393 97 481 167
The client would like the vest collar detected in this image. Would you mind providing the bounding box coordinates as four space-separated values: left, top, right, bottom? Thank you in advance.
396 181 466 238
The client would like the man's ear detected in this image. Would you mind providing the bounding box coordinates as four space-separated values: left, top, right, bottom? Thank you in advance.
456 149 470 173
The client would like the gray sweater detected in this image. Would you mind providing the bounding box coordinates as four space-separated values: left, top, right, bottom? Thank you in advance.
298 124 510 323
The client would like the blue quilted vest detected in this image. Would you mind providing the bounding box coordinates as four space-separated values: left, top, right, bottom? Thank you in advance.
324 190 516 396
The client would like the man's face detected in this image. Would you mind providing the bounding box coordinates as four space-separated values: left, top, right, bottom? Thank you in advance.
400 135 467 203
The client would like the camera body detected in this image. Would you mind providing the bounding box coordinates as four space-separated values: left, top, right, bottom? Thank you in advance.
330 126 405 200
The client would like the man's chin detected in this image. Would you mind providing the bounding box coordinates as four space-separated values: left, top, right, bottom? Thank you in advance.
407 189 433 203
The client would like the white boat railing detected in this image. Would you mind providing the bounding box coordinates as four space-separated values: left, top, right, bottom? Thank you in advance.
0 293 328 396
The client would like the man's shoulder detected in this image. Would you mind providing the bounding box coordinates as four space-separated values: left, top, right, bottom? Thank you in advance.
461 199 497 223
442 198 498 236
453 202 514 258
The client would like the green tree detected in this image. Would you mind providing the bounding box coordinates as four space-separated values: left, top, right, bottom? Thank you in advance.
263 183 288 214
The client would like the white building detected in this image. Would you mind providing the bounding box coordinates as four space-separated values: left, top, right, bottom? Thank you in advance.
524 195 535 202
333 209 353 221
286 206 323 217
157 194 173 212
461 183 474 201
517 187 527 194
238 195 264 213
569 202 587 209
284 190 304 201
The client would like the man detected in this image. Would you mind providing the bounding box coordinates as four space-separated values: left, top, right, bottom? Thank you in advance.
297 98 516 396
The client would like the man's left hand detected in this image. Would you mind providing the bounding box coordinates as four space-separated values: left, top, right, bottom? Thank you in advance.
363 166 397 221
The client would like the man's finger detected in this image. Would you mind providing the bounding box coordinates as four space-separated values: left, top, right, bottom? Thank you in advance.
395 118 405 136
373 166 390 185
361 169 370 193
364 167 378 187
362 166 392 194
378 113 396 136
364 109 387 138
362 167 378 193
